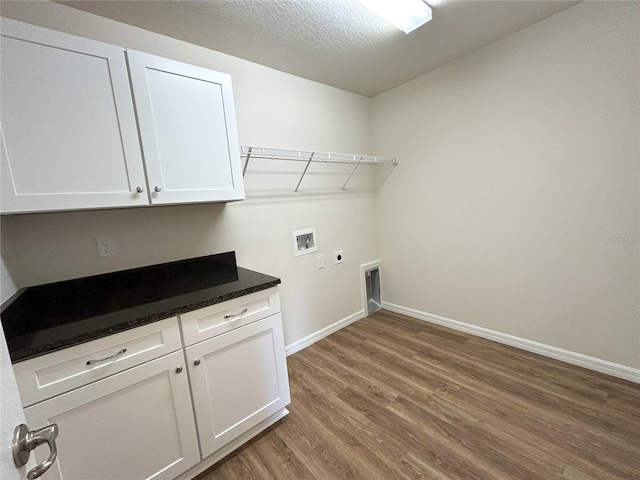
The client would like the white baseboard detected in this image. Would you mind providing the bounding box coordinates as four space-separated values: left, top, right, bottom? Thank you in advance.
382 302 640 384
285 310 365 356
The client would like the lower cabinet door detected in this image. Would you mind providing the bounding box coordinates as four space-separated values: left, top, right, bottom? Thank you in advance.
186 314 291 458
24 351 200 480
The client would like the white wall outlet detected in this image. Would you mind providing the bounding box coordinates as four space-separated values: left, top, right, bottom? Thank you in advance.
96 236 116 258
334 250 344 264
317 254 324 269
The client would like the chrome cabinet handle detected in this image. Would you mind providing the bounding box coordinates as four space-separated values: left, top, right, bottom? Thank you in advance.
175 366 183 373
86 348 127 366
154 186 161 192
13 423 59 480
224 308 248 320
193 359 201 366
135 186 144 193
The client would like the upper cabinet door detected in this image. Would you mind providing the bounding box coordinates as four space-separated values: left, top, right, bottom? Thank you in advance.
127 50 245 204
0 19 148 214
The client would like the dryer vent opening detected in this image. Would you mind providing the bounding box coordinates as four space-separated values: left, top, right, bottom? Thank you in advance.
365 267 381 315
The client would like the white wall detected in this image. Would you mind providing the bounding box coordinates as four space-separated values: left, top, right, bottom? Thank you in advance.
0 256 18 304
373 1 639 369
0 1 376 345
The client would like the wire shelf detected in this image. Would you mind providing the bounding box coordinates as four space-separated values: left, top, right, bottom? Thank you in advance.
240 145 397 196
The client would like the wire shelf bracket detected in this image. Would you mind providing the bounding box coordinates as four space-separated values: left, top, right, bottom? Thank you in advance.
295 152 315 193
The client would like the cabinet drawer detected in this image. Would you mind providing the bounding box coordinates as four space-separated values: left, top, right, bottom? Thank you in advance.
14 317 181 407
180 287 280 346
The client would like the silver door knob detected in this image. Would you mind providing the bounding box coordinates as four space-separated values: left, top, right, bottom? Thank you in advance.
136 187 143 193
194 359 201 366
175 366 183 373
154 186 161 193
13 423 59 480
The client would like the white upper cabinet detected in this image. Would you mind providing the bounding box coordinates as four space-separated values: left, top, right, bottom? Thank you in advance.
127 50 245 204
0 18 148 213
0 20 245 214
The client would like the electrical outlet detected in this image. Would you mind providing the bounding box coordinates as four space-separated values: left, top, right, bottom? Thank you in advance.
317 255 324 269
334 251 344 265
96 237 116 258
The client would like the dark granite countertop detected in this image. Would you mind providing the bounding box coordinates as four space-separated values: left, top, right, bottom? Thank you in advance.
1 252 280 363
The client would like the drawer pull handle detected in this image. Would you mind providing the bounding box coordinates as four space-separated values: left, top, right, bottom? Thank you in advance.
86 348 127 366
224 308 248 320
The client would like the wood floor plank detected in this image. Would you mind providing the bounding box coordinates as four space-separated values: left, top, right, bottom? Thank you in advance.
286 351 350 396
251 428 317 480
387 395 560 480
294 390 410 480
279 403 382 480
336 386 506 480
361 316 640 444
430 382 633 479
194 310 640 480
300 344 400 403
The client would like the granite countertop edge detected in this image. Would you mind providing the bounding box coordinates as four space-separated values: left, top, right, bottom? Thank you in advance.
10 277 281 363
2 252 282 363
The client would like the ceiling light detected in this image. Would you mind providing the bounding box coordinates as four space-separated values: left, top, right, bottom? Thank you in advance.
357 0 433 34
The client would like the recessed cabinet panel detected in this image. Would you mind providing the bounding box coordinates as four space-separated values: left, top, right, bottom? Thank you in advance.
204 329 279 432
144 69 232 191
186 314 290 458
24 351 199 480
0 18 148 213
127 50 245 204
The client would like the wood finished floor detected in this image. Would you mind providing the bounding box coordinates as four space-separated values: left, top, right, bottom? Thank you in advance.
194 310 640 480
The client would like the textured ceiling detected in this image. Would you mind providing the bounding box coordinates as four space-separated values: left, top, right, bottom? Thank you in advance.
57 0 580 97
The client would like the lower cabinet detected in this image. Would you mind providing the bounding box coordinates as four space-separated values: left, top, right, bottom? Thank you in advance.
186 314 291 458
13 288 291 479
24 351 200 480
